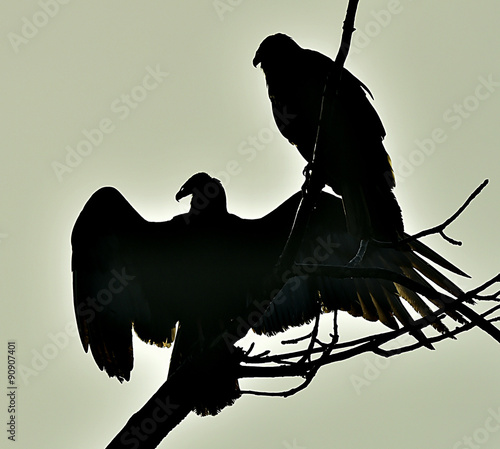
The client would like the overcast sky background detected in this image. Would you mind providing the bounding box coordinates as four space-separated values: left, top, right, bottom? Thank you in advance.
2 1 500 448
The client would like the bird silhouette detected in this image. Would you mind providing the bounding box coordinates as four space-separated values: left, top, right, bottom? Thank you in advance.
254 33 404 262
72 172 300 415
72 172 469 420
255 190 470 339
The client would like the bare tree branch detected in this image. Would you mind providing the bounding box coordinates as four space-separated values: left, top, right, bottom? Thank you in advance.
276 0 361 274
397 179 489 247
105 2 500 447
237 275 500 399
335 0 360 67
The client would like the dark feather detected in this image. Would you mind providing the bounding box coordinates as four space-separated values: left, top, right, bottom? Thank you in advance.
254 33 403 242
255 192 468 347
72 174 300 413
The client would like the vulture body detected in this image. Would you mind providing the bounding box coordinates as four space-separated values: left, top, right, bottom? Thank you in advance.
72 173 468 418
72 173 300 415
253 33 404 244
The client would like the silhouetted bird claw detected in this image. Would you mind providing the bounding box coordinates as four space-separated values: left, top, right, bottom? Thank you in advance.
255 33 405 247
301 162 325 197
302 162 314 178
346 239 369 267
301 164 313 193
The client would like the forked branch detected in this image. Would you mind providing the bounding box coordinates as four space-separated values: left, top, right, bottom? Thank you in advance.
276 0 360 273
238 276 500 399
398 179 489 247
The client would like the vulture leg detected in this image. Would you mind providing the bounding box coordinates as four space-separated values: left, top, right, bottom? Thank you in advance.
347 239 369 267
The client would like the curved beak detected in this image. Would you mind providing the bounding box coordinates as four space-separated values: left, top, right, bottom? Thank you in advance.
175 186 189 202
252 51 261 68
175 172 215 202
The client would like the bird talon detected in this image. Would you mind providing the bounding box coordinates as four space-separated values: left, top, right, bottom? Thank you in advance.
254 33 405 253
346 239 369 267
302 162 313 178
346 256 361 268
301 163 326 196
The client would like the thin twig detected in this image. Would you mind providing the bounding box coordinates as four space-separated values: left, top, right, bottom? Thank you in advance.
239 273 500 389
335 0 360 68
398 179 489 246
240 304 500 388
242 273 500 369
275 0 361 274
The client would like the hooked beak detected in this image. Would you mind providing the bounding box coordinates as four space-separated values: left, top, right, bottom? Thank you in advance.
252 51 261 68
175 186 189 202
175 172 214 202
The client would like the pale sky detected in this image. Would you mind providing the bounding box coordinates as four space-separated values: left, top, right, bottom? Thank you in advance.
2 1 500 448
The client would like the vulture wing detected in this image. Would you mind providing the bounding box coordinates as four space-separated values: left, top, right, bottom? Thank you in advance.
71 178 302 394
72 187 180 382
255 192 469 343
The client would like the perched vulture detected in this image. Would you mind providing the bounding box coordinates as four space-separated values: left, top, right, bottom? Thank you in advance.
72 172 469 418
253 33 404 254
72 172 300 415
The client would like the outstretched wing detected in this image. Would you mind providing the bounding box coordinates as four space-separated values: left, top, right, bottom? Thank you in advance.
72 187 178 382
255 192 469 340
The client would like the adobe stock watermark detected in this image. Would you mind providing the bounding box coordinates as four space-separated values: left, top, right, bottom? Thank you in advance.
74 267 136 323
283 439 306 449
349 0 407 55
51 64 168 182
393 74 500 183
452 406 500 449
216 106 296 184
119 395 179 449
7 0 71 54
18 267 135 385
18 320 78 385
350 333 413 395
213 0 243 21
221 234 341 349
207 119 280 191
176 106 297 216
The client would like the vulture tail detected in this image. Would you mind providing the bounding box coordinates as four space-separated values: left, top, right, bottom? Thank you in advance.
167 324 241 416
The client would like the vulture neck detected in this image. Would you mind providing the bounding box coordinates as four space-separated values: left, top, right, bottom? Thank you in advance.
189 189 228 220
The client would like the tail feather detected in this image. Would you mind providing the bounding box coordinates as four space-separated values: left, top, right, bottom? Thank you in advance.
406 252 470 301
167 324 241 417
354 278 380 322
363 183 404 241
386 294 434 349
409 239 469 278
339 180 404 242
370 287 399 330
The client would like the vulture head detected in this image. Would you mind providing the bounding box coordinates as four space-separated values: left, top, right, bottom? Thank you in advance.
175 172 227 217
253 33 300 70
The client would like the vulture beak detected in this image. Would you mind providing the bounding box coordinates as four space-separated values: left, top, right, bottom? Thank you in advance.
175 187 188 202
175 172 214 202
252 51 261 68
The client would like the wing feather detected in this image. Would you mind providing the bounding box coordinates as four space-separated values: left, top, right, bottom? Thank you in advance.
254 191 468 342
72 187 178 381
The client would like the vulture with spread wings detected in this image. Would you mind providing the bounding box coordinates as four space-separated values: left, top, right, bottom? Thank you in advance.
72 172 469 421
72 172 302 416
253 33 404 260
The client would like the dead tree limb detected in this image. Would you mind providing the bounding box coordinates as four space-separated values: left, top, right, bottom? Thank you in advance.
335 0 360 67
104 1 499 447
104 149 500 449
105 368 194 449
398 179 489 247
237 275 500 399
276 0 360 273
